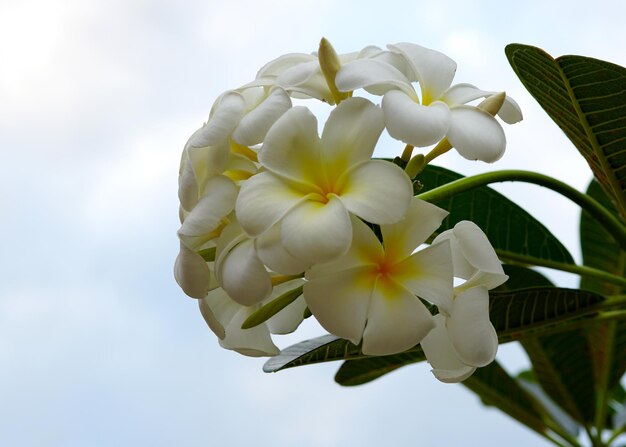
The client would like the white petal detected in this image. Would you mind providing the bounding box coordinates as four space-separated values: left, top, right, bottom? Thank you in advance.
383 90 450 147
275 60 332 102
233 88 292 146
339 160 412 225
449 287 498 367
256 53 317 79
447 106 506 163
174 242 211 299
362 278 435 355
199 292 225 339
321 97 385 172
335 59 417 98
178 152 199 212
258 106 323 186
255 224 311 275
498 95 523 124
236 172 306 237
453 221 505 276
381 197 448 259
306 214 383 280
303 266 374 345
194 91 245 146
281 196 352 264
220 239 272 306
178 175 236 238
421 314 476 383
388 43 457 102
395 240 454 314
441 83 491 106
265 280 307 334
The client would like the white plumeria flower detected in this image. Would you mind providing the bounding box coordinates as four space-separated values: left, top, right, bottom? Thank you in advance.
336 42 523 162
421 221 508 382
236 97 413 265
199 279 307 357
304 198 454 356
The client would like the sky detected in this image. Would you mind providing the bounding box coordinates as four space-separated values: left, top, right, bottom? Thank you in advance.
1 0 625 446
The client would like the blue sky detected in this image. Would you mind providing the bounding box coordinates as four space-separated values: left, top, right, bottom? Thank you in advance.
2 0 625 445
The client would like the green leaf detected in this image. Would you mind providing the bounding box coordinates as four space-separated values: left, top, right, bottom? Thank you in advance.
334 349 425 386
462 361 556 441
264 288 605 374
495 265 554 292
505 44 626 220
522 331 596 425
241 285 303 329
418 164 574 265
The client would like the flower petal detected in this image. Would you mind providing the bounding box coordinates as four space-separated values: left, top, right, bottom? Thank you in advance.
394 240 454 313
258 106 323 186
265 279 307 334
339 160 412 225
256 53 317 79
275 60 332 102
441 83 491 106
383 90 450 147
174 242 212 299
281 195 352 264
202 288 279 356
447 106 506 163
199 291 225 339
388 43 457 102
335 58 417 98
236 172 306 237
362 278 435 355
381 197 448 259
303 266 374 345
452 221 506 274
255 224 311 275
233 88 292 146
192 91 245 146
421 314 476 383
219 239 272 306
321 97 385 172
306 214 383 279
498 95 523 124
178 175 237 238
448 287 498 367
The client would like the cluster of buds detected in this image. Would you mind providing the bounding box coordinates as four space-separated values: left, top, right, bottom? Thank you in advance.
174 39 522 382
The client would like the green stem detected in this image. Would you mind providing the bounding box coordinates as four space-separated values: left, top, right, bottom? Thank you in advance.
416 170 626 252
497 251 626 289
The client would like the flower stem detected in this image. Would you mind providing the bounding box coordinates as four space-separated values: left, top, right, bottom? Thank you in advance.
416 169 626 252
401 144 414 162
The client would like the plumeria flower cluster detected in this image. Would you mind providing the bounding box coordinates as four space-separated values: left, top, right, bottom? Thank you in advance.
174 39 521 381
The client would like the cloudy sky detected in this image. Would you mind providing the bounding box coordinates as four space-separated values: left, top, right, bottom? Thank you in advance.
2 0 625 446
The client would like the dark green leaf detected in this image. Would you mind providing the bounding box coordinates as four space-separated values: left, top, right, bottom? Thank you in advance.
418 165 574 264
334 349 425 386
505 44 626 219
495 265 554 292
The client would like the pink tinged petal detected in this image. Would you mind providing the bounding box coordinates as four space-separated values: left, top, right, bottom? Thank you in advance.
447 106 506 163
220 239 272 306
235 172 306 238
421 315 477 383
321 97 385 171
303 266 374 345
335 59 417 98
381 197 448 259
281 195 352 264
306 215 383 280
448 287 498 367
178 175 237 238
388 43 457 102
258 106 323 186
362 278 436 355
192 91 246 146
383 90 450 147
233 88 292 146
499 95 523 124
174 242 211 299
255 224 310 275
339 160 412 225
441 83 491 106
395 240 454 314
